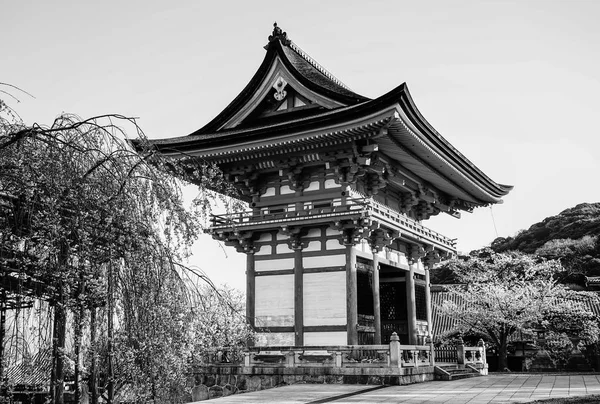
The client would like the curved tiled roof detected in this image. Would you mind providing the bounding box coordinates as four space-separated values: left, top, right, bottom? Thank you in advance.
190 25 368 135
133 24 513 207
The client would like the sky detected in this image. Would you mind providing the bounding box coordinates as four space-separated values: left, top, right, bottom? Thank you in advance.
3 0 600 290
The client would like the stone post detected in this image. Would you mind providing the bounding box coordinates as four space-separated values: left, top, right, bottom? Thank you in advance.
456 336 465 366
478 338 489 375
426 333 435 367
389 332 401 368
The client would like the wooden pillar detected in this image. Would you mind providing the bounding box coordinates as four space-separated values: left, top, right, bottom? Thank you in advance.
246 253 255 331
294 248 303 346
346 244 358 345
406 261 418 345
424 266 433 338
371 250 382 344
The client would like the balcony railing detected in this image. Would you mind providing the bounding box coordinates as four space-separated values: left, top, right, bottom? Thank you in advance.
209 197 456 251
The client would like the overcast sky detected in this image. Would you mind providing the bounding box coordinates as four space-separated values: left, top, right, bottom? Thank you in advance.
3 0 599 289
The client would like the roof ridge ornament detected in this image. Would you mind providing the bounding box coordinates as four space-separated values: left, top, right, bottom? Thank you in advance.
268 22 291 46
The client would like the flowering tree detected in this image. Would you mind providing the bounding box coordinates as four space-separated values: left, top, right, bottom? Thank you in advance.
0 88 245 403
436 249 600 371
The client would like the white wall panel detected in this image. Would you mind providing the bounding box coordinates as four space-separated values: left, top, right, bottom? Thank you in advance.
303 272 346 326
255 245 273 256
276 243 293 254
304 241 322 252
255 258 294 271
304 332 346 346
255 332 294 347
303 254 345 269
255 275 294 327
326 239 345 250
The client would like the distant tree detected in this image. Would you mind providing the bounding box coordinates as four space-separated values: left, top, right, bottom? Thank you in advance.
436 250 600 371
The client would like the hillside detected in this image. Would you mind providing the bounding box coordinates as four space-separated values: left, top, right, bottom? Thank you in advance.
490 202 600 281
491 203 600 253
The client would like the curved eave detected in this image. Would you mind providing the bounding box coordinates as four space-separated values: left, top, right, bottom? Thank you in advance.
137 84 512 205
397 86 513 196
190 40 368 135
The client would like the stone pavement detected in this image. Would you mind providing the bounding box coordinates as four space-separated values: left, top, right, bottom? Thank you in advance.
206 374 600 403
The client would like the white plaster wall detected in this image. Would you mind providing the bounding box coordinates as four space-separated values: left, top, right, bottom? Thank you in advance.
255 245 273 256
305 181 320 191
307 228 321 238
304 241 322 252
255 258 294 271
262 187 276 197
257 233 273 242
255 275 294 327
276 243 293 254
325 239 345 250
303 254 345 269
326 228 340 236
280 185 294 195
303 272 346 326
255 332 294 347
324 179 341 189
304 332 346 346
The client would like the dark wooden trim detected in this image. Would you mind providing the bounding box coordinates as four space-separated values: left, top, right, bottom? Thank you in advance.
303 266 345 274
246 254 256 331
304 325 347 332
294 249 304 346
303 249 347 257
255 325 347 333
255 190 343 207
346 244 358 345
255 269 295 277
254 252 295 260
255 326 294 333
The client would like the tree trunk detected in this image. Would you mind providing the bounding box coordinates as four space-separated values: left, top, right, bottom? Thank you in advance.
51 298 67 404
74 303 83 403
498 335 509 371
107 260 114 404
90 307 98 404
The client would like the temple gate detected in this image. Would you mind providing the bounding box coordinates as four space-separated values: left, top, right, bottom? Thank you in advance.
136 23 512 351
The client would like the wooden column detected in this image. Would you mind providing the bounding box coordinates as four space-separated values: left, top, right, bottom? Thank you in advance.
424 266 433 338
294 248 303 346
406 261 418 345
346 244 358 345
371 249 382 344
246 253 256 332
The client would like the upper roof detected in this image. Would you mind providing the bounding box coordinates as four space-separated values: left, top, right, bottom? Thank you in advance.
137 23 513 207
191 23 369 135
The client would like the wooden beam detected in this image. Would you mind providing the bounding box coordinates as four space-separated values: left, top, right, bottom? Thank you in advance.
346 245 358 345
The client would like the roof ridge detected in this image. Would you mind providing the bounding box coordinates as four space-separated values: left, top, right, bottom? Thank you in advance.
287 40 353 92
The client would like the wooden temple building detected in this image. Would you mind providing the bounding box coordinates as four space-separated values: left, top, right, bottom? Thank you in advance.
140 23 512 349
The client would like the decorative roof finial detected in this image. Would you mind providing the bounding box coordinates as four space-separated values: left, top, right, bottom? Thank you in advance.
268 22 291 46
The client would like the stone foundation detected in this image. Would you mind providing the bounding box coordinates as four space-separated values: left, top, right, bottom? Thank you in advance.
189 365 435 401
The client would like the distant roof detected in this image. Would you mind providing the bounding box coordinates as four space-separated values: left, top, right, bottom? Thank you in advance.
431 286 600 338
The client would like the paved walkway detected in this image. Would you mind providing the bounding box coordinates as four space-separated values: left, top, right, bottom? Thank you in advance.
207 374 600 403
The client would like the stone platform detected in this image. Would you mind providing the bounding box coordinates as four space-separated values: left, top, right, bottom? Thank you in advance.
201 374 600 403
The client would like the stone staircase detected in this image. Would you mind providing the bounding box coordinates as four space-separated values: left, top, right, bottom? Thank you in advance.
434 365 482 381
